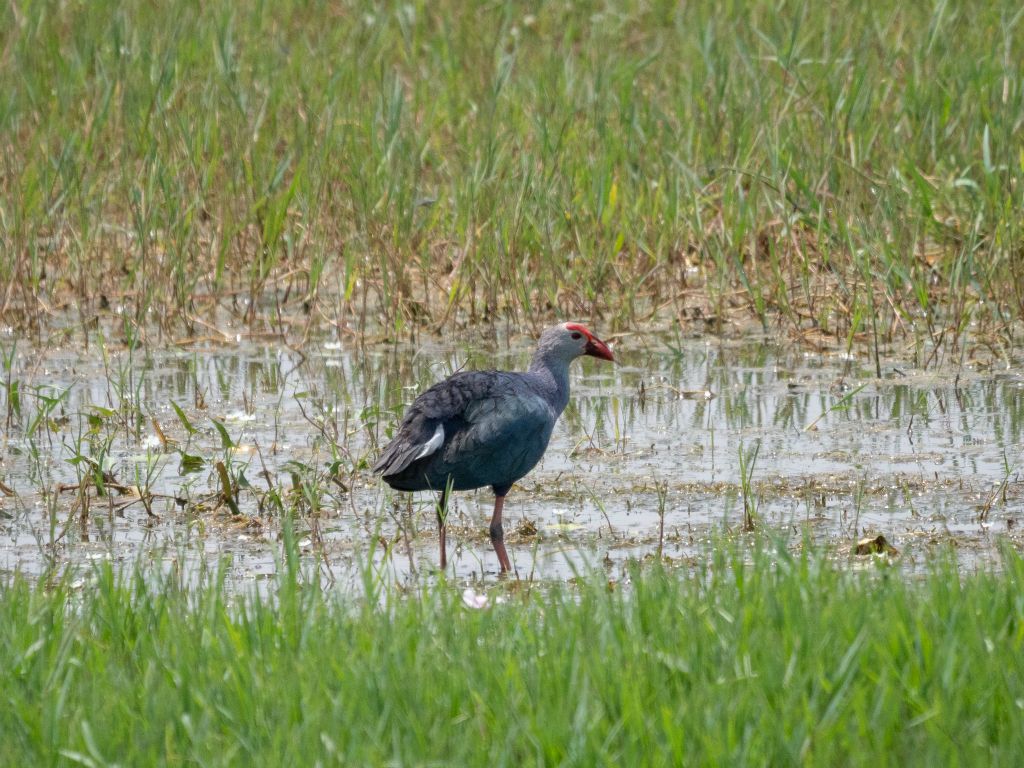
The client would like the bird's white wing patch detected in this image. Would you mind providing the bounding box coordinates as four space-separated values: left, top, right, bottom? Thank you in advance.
414 423 445 460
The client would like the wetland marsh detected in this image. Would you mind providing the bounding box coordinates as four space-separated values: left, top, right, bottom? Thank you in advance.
2 322 1021 590
3 0 1024 762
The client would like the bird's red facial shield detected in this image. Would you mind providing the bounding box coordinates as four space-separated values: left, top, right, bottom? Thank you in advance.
566 323 614 362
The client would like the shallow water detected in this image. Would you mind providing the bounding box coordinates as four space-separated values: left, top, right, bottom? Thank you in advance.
1 324 1022 591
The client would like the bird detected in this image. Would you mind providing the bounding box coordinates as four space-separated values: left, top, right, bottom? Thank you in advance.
372 322 614 574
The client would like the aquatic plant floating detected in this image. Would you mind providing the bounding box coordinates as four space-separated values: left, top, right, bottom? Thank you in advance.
373 323 614 575
854 534 899 556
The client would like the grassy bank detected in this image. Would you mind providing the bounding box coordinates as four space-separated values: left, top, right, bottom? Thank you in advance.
2 0 1023 344
2 543 1023 766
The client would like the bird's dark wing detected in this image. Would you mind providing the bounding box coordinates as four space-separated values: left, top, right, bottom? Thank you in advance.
372 371 533 479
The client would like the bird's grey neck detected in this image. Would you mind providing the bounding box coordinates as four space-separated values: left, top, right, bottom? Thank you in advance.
528 351 571 414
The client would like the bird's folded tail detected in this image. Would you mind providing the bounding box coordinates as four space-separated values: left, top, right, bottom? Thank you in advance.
372 423 445 478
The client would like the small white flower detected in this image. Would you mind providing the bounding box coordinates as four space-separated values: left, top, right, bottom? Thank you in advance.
462 588 489 609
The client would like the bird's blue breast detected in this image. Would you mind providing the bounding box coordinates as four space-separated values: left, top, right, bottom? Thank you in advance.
428 418 554 492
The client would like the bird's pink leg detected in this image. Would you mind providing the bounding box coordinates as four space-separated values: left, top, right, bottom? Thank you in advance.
489 495 513 574
437 487 448 571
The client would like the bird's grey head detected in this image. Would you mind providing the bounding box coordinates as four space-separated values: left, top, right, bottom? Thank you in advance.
533 322 614 364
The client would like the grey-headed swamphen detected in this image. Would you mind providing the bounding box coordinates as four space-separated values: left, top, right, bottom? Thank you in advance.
372 322 614 574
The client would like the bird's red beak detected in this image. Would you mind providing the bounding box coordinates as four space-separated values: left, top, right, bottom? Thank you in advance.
584 334 614 362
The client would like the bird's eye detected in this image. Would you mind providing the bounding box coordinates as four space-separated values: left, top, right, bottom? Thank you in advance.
571 332 582 340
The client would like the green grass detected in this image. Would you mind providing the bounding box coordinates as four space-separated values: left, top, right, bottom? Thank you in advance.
3 541 1024 766
2 0 1023 343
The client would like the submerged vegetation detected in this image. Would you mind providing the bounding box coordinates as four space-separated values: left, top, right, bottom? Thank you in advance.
1 0 1023 348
